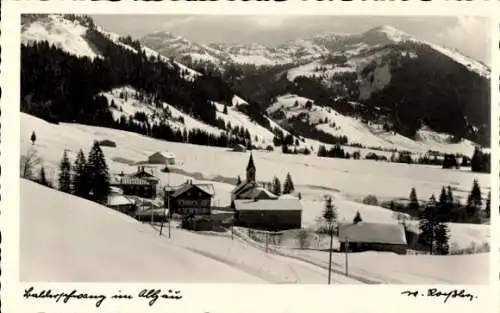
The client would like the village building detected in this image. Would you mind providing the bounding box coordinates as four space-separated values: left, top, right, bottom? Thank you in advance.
231 153 302 231
338 222 408 255
148 151 176 165
107 190 136 215
165 180 215 216
111 166 160 199
233 199 303 231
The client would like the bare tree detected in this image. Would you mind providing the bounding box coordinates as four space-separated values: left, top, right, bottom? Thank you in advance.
20 148 41 180
296 228 311 249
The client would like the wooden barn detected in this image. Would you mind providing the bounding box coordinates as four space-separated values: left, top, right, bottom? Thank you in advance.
165 180 215 216
233 198 302 231
338 222 408 255
148 151 176 165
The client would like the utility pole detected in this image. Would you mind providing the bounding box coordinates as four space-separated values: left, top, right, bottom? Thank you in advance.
328 221 334 285
324 195 335 285
168 191 171 239
265 231 269 253
345 237 349 277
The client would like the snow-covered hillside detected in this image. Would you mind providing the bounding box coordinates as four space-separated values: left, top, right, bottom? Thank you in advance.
268 94 479 157
21 112 489 252
21 14 203 83
102 87 222 136
100 86 292 148
22 14 100 59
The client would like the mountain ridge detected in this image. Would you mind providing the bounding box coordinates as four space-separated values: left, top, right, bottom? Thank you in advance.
20 14 490 157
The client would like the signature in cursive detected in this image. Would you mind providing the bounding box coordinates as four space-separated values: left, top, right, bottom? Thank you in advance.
401 288 477 303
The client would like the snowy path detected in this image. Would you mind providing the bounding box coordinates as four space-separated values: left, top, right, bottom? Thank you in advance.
149 224 364 284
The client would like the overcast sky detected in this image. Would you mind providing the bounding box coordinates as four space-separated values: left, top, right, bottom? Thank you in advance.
91 15 491 66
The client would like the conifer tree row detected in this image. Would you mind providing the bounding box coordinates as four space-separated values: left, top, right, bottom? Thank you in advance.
57 141 110 204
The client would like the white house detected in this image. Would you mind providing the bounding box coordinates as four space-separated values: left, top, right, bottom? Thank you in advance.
148 151 176 165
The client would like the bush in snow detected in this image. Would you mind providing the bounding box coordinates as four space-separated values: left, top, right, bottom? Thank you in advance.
20 148 41 181
362 195 379 206
295 228 312 249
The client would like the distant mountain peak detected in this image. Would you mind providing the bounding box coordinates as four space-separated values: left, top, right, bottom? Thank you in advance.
361 25 413 43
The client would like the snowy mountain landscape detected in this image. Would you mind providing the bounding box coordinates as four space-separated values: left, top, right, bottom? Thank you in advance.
20 14 491 284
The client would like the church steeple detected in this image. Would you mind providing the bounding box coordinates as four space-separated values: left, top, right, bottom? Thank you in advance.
246 152 256 183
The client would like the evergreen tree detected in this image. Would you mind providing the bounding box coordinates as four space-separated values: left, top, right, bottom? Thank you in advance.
86 141 110 204
320 196 337 235
272 176 282 196
466 179 482 222
236 175 242 185
485 191 491 219
283 172 295 194
418 194 450 255
434 223 450 255
408 187 419 215
58 150 72 193
317 145 327 157
353 211 362 224
446 186 454 203
438 186 452 222
30 131 37 145
469 179 482 207
298 192 302 200
38 166 49 187
72 149 90 198
418 195 438 254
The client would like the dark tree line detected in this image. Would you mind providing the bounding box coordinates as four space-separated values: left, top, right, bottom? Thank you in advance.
21 28 235 130
364 42 490 146
263 173 296 196
390 180 488 225
317 144 350 159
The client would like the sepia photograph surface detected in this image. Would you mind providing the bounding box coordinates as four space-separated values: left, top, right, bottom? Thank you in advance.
19 13 492 285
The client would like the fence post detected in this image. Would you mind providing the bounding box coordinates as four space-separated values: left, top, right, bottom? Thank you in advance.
265 231 269 253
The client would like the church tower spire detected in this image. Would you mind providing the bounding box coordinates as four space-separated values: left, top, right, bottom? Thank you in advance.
246 152 256 183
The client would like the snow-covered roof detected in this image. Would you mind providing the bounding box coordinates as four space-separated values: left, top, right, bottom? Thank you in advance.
108 195 135 206
234 199 302 212
170 182 215 198
110 186 123 194
239 187 278 200
231 181 254 195
338 222 407 245
150 151 175 158
279 194 298 200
